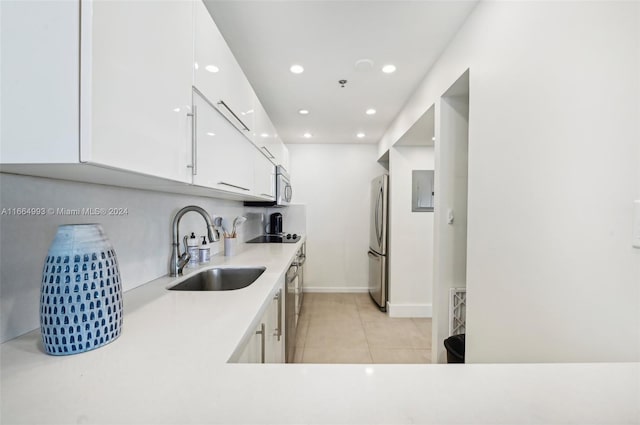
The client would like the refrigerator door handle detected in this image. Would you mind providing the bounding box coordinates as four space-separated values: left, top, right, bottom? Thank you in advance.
374 195 380 245
376 186 384 247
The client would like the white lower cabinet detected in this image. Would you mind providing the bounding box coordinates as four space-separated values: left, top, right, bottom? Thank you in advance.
236 323 262 363
265 285 285 363
236 282 284 364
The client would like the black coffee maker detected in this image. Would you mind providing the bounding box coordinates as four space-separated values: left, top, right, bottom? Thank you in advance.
268 213 283 235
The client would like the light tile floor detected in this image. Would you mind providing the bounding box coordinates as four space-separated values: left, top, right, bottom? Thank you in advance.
293 293 432 364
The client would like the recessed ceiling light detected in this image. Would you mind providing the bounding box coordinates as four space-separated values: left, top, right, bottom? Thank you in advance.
206 132 216 137
298 109 309 115
303 132 312 138
260 133 269 138
290 64 304 74
194 62 199 70
205 65 219 73
432 136 436 141
382 64 396 74
365 108 377 115
357 132 366 138
355 59 374 72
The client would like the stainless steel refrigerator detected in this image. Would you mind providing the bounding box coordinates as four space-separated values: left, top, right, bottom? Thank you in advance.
368 175 389 311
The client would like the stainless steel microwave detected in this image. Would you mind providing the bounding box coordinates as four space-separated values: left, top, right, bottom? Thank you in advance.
275 165 292 206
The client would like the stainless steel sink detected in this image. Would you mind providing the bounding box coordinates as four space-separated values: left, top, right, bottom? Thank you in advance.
168 267 266 291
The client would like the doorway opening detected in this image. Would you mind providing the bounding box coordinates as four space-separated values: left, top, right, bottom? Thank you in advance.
433 69 470 363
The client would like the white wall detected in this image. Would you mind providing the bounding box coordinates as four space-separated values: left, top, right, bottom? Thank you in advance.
387 146 434 317
287 144 385 291
0 174 265 342
379 1 640 362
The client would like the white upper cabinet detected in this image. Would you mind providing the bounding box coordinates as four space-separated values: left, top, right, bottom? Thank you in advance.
192 91 253 195
87 0 194 183
253 149 276 200
0 0 285 201
0 0 193 184
253 99 278 161
270 139 291 172
194 2 254 138
0 1 80 164
253 97 290 170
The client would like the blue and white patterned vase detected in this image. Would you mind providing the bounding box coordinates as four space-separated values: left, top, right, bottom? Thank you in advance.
40 224 123 355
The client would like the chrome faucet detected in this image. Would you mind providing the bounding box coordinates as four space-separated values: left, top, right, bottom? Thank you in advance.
170 205 219 276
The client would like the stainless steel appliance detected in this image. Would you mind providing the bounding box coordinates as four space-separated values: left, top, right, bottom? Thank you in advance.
284 242 306 363
368 175 389 311
274 165 292 206
295 243 306 322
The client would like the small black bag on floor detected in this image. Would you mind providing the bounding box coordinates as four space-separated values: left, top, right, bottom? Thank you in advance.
444 333 465 363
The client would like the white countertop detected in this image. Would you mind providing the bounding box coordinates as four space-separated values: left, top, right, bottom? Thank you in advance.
1 240 638 424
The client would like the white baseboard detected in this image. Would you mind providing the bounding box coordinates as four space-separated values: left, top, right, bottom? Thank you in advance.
303 286 369 293
387 302 433 318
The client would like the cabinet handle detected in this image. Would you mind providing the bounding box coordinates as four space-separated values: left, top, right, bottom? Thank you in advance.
217 100 250 132
261 146 275 159
256 323 266 364
218 182 250 191
274 289 282 341
285 185 293 202
187 105 197 175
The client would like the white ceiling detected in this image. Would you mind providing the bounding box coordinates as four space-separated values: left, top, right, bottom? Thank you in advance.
204 1 478 145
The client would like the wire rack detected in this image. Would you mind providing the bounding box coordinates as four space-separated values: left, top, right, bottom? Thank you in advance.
448 288 466 336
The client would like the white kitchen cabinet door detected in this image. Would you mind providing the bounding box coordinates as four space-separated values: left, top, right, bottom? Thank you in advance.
192 91 254 194
265 287 284 363
252 99 278 160
194 1 231 108
233 282 284 364
86 0 194 183
253 150 276 200
194 1 254 138
0 0 80 164
252 97 292 172
236 323 262 363
270 139 291 172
